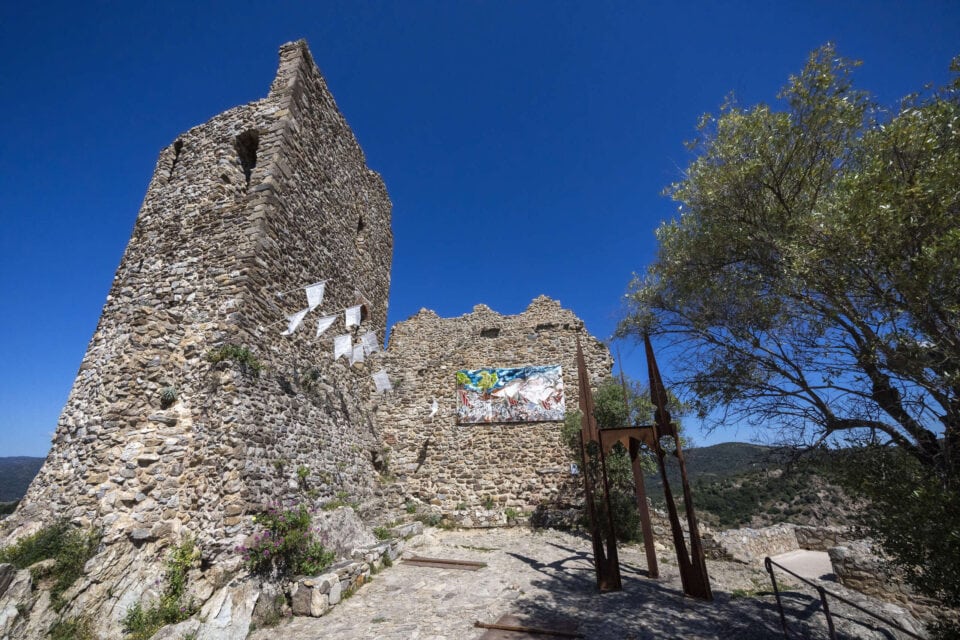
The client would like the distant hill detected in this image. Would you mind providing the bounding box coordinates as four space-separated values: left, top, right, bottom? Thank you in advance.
644 442 778 500
643 442 856 529
0 457 44 502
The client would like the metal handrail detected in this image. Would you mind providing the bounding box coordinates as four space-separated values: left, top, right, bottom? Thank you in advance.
764 556 925 640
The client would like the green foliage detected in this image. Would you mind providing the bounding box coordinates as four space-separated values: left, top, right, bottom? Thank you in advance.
561 378 692 542
207 344 262 377
481 495 495 509
240 504 334 578
504 507 519 520
620 44 960 476
0 501 17 515
835 446 960 619
0 521 99 611
122 538 199 640
373 526 392 541
296 465 310 488
159 385 177 408
50 616 96 640
620 44 960 613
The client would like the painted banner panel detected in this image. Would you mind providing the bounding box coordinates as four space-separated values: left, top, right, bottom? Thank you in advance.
456 365 565 424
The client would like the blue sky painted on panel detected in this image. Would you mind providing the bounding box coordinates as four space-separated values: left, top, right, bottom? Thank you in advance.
1 1 957 455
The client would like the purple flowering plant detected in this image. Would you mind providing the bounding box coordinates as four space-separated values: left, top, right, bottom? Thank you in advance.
240 503 334 578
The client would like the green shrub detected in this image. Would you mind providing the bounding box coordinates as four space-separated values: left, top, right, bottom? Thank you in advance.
207 344 262 377
373 526 392 541
122 538 200 640
239 504 334 578
0 521 99 611
50 616 96 640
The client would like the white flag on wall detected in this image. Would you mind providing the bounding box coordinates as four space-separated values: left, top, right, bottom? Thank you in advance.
333 334 352 361
350 344 365 365
281 308 310 336
315 315 336 338
373 369 392 393
305 281 326 310
361 331 379 355
345 305 362 328
430 398 439 417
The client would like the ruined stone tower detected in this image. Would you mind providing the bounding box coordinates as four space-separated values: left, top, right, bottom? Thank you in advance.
2 40 392 631
0 39 616 638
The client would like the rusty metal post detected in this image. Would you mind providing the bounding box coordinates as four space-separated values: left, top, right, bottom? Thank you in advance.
629 437 659 578
576 339 621 592
644 332 712 600
765 557 790 639
817 585 838 640
617 353 659 579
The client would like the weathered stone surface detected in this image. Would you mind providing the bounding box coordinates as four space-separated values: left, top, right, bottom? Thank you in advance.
376 297 612 522
0 568 32 636
0 39 392 639
312 507 377 558
194 580 261 640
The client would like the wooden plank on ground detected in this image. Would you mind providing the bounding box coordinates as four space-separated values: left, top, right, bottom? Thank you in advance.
401 555 487 570
476 614 583 639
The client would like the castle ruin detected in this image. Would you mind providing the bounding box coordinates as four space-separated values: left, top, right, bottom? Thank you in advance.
0 40 611 637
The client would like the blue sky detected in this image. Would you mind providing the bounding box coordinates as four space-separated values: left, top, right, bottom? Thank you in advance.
1 1 957 456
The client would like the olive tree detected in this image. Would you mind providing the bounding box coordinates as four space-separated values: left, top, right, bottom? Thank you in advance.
620 44 960 613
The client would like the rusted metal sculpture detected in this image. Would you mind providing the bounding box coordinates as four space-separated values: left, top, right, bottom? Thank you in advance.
597 420 660 579
575 339 622 592
643 332 712 600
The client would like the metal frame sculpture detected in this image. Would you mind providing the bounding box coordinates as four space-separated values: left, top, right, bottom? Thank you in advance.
575 335 712 600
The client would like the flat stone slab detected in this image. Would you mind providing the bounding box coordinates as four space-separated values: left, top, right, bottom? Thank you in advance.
770 549 836 582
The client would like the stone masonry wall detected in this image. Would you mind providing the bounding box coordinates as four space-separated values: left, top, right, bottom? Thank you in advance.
1 40 392 638
376 296 613 524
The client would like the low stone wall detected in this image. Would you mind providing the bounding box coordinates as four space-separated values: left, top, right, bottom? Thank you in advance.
794 525 848 551
290 522 418 617
704 524 799 564
828 542 919 608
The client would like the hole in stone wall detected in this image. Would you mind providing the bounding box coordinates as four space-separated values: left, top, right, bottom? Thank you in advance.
480 327 501 338
168 139 184 179
357 215 365 234
535 322 559 332
235 130 260 188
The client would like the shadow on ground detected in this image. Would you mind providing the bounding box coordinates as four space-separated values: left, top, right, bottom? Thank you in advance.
500 535 914 640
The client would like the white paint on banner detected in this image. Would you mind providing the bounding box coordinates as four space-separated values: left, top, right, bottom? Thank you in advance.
305 281 326 310
430 398 439 417
281 308 310 336
333 334 352 361
316 315 336 338
345 305 362 328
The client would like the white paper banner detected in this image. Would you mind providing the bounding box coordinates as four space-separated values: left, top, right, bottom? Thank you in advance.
350 344 365 365
430 398 439 417
345 305 362 328
333 334 352 361
281 307 310 336
315 315 336 338
305 281 326 310
373 369 392 393
361 331 379 355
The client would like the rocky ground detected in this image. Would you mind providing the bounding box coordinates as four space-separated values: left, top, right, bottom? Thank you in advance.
248 526 926 640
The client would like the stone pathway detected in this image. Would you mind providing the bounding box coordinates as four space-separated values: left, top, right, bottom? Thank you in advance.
248 527 925 640
770 549 835 582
